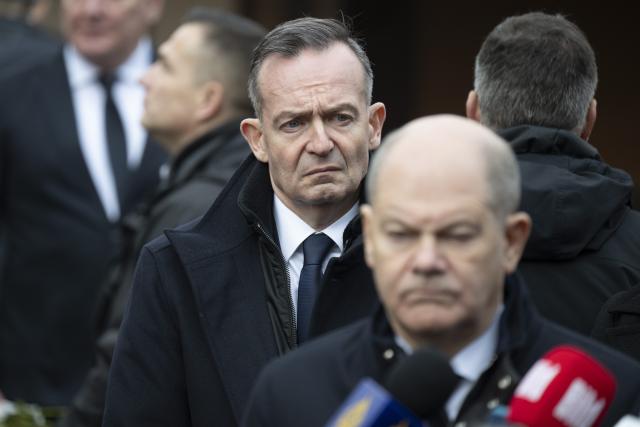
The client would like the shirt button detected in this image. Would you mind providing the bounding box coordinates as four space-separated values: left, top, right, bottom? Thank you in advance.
498 375 512 390
383 349 395 360
487 398 500 409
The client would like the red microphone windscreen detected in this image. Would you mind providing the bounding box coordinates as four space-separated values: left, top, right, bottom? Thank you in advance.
507 345 616 427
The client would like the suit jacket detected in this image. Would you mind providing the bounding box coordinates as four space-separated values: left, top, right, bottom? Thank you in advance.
243 275 640 427
0 50 166 406
102 156 378 427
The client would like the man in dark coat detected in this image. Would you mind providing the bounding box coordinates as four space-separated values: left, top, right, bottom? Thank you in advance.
243 115 640 427
465 12 640 336
0 0 166 406
103 17 386 427
57 8 263 427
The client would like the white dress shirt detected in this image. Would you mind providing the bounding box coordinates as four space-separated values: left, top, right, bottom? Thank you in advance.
273 195 359 316
64 37 153 221
395 305 504 421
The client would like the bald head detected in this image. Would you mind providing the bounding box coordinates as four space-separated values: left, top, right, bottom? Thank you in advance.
361 115 530 354
366 115 521 221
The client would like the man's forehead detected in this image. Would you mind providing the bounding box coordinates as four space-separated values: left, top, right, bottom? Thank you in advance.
376 192 490 224
258 44 367 99
386 140 487 187
376 165 491 219
264 81 362 109
374 125 493 209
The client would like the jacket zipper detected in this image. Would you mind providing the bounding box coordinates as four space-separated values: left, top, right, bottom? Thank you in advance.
255 223 297 349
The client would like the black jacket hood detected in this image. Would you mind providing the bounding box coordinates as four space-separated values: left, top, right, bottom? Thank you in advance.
499 125 633 260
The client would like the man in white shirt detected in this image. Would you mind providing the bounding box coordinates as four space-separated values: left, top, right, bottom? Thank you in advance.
103 17 386 427
242 115 640 427
0 0 165 407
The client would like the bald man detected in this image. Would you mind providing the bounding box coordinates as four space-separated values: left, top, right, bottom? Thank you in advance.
242 115 640 427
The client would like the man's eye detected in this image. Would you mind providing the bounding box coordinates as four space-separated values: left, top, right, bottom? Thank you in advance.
442 230 476 243
333 113 353 125
281 119 302 132
386 229 415 241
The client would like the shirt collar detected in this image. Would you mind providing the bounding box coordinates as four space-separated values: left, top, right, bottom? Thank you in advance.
64 36 153 88
273 195 358 261
394 305 504 382
450 305 504 383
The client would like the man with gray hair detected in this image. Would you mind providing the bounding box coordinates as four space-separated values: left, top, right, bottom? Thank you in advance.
242 115 640 426
466 12 640 336
103 16 385 426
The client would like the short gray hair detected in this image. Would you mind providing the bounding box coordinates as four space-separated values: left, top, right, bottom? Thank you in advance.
474 12 597 132
366 123 521 222
247 17 373 118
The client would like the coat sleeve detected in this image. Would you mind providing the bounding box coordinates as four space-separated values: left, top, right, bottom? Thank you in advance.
241 364 278 427
102 246 189 427
591 286 640 363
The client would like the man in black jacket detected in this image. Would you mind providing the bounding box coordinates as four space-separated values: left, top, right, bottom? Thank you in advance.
465 12 640 335
58 8 263 427
103 17 386 426
243 115 640 427
0 0 166 407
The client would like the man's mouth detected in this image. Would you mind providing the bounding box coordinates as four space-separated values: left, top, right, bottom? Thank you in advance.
305 166 341 176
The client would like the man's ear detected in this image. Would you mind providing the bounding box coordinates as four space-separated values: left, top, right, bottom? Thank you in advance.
360 204 376 269
367 103 386 151
502 212 531 274
240 118 268 163
466 90 481 122
195 81 224 122
580 99 597 141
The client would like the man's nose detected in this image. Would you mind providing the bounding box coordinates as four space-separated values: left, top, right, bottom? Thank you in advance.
412 236 447 274
306 118 334 156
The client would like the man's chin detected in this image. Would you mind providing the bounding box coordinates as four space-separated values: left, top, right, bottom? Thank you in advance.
74 39 118 65
399 310 461 336
303 190 353 207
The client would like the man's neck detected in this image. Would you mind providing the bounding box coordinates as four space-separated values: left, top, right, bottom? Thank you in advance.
275 194 360 231
396 305 502 359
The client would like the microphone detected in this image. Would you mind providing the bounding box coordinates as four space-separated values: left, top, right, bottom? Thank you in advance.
613 415 640 427
324 347 459 427
323 378 422 427
506 345 616 427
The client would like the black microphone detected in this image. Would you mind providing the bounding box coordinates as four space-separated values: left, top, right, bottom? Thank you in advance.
324 347 459 426
384 346 460 419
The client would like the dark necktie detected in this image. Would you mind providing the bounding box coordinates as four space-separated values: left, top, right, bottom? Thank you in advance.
99 73 129 215
297 233 334 344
